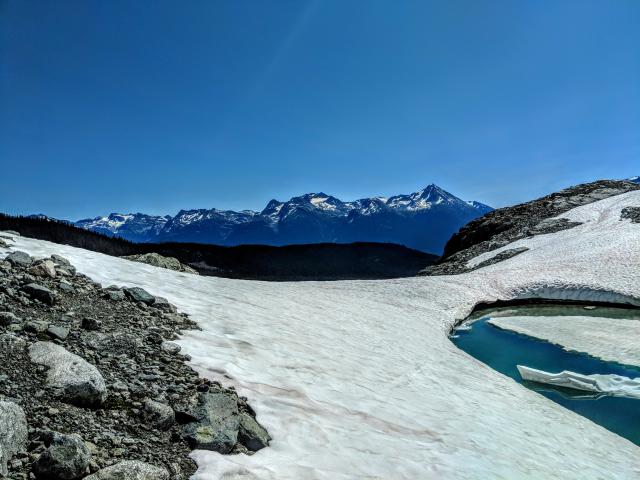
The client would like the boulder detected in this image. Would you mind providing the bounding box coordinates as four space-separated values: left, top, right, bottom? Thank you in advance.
0 401 28 476
161 341 181 355
181 391 239 453
238 412 271 452
50 254 71 266
22 283 56 305
6 251 32 268
104 288 125 301
0 311 19 327
29 259 57 278
143 400 175 431
29 342 107 407
47 325 70 341
84 461 169 480
124 287 155 305
152 297 176 313
33 432 91 480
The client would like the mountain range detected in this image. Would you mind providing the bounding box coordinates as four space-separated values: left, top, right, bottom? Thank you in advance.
74 185 491 253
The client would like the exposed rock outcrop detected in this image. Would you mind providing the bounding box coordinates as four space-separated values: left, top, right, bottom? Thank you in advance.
423 180 640 275
122 253 199 275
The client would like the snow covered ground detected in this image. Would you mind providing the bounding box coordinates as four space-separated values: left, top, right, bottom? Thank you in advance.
2 190 640 479
489 314 640 367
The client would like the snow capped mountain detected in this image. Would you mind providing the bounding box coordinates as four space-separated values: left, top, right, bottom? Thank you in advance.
75 213 171 243
75 185 492 253
629 176 640 184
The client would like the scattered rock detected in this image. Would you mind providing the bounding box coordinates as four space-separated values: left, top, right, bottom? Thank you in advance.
104 288 125 301
84 460 169 480
0 401 28 476
22 283 56 305
33 432 91 480
182 391 239 453
25 320 50 334
28 341 108 407
143 400 175 431
238 412 271 452
59 280 75 293
47 324 70 341
122 253 199 275
152 297 176 313
50 254 71 266
6 251 33 268
0 311 19 327
29 259 57 278
81 317 101 331
124 287 155 305
161 341 181 355
621 207 640 223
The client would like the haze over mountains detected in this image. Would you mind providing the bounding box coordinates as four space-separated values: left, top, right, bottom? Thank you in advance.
75 185 492 253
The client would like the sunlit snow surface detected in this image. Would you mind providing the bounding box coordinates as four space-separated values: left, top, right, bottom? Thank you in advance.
3 191 640 479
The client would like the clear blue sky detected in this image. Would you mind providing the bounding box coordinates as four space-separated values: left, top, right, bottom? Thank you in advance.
1 0 638 219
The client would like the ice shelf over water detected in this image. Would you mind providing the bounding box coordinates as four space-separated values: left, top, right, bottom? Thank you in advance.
517 365 640 399
489 314 640 367
3 190 640 479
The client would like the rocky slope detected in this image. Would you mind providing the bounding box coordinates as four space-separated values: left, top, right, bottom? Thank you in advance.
75 185 492 253
0 234 269 480
423 179 640 275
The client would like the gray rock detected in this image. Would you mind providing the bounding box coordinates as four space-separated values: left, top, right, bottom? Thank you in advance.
238 412 271 452
50 254 71 266
22 283 56 305
621 206 640 223
0 401 28 476
151 297 176 313
124 287 155 305
33 432 91 480
25 320 50 333
182 391 239 453
28 259 57 278
161 341 181 355
47 325 70 341
0 311 19 327
81 317 101 331
143 400 175 431
59 280 75 293
6 251 32 268
84 460 169 480
29 342 107 407
105 289 126 301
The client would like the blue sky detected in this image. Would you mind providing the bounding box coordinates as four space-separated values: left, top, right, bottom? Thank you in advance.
1 0 638 219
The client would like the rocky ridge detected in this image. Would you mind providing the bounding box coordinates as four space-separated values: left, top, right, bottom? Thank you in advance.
0 233 270 480
422 180 640 275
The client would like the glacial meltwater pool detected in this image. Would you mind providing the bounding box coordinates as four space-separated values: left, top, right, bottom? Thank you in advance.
451 304 640 446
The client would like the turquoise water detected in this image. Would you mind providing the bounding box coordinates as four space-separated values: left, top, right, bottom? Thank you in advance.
451 305 640 446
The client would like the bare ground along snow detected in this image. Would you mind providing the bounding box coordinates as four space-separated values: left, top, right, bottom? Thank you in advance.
489 314 640 367
2 191 640 479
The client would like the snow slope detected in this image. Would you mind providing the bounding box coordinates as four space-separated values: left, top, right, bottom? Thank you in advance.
489 314 640 367
3 190 640 479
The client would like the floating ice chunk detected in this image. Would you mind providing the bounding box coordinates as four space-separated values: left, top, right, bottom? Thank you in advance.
517 365 640 400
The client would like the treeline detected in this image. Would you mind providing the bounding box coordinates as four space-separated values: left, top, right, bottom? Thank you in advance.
0 214 438 280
